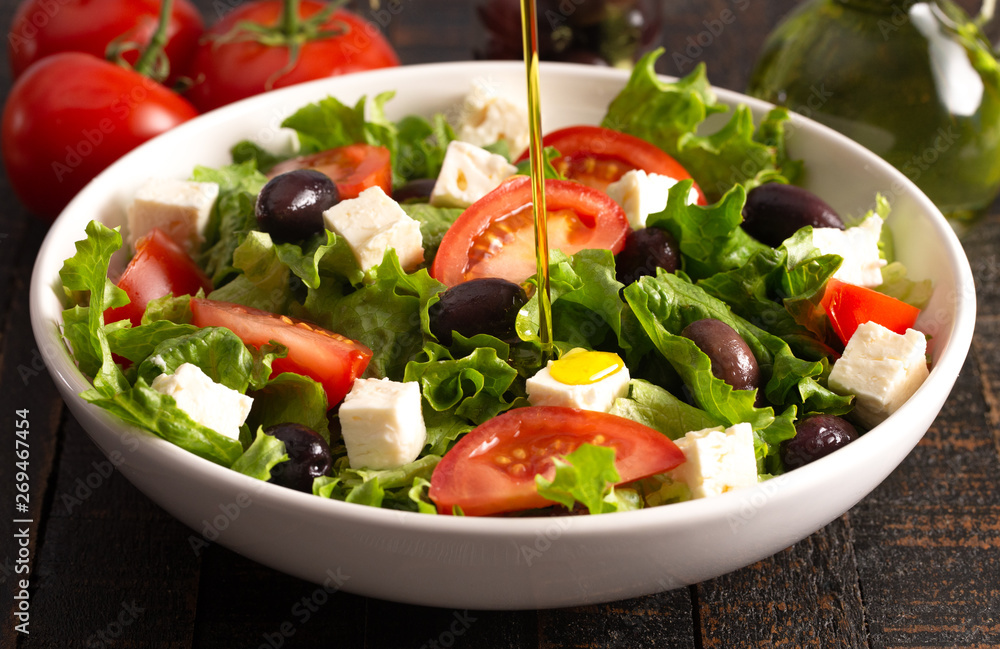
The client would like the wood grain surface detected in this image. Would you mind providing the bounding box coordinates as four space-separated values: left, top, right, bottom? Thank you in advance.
1 0 998 647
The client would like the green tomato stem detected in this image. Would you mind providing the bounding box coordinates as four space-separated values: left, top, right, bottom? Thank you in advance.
281 0 301 36
133 0 173 78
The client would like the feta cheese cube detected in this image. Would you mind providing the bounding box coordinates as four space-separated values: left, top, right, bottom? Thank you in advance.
127 178 219 251
150 363 253 441
811 214 887 287
667 423 758 499
605 169 700 229
339 378 427 470
457 82 529 154
322 186 424 272
526 358 630 413
828 321 929 428
430 141 518 209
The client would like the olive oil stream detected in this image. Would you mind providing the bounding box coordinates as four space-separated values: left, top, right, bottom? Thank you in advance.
520 0 554 361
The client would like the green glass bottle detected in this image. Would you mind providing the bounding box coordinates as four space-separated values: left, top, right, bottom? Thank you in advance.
747 0 1000 229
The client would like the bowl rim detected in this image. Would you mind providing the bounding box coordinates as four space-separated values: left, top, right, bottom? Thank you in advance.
29 60 977 539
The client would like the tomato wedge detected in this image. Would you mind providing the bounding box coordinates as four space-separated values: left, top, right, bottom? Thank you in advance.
267 143 392 200
517 125 706 203
104 228 212 328
429 406 685 516
189 299 372 408
430 176 630 286
821 278 921 345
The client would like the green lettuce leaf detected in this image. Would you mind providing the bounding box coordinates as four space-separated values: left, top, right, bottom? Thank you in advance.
106 320 200 364
603 49 797 201
58 221 130 397
609 379 722 440
312 250 444 380
535 443 622 515
84 379 243 467
230 428 288 481
208 231 292 313
404 341 520 425
135 326 253 392
648 182 770 281
194 162 268 285
246 373 330 443
400 203 464 266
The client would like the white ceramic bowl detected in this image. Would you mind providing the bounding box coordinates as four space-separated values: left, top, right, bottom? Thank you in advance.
30 62 975 610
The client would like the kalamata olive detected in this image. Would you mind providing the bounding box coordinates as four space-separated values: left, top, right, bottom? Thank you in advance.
264 423 333 493
429 278 529 345
781 414 858 470
741 183 844 247
255 169 339 242
615 227 680 285
393 178 437 203
680 318 761 392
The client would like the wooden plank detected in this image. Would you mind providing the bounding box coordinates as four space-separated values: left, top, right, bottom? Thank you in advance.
536 588 696 649
850 355 1000 648
0 219 67 649
18 417 201 648
191 544 368 648
695 518 868 649
365 600 537 648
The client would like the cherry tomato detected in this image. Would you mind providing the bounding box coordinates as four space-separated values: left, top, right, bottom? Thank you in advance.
2 52 198 220
428 406 685 516
104 228 213 328
8 0 204 85
267 143 392 200
431 176 630 286
189 298 372 408
821 278 921 345
518 125 707 203
186 0 400 112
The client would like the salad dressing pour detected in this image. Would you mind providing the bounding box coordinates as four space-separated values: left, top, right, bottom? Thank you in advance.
520 0 554 362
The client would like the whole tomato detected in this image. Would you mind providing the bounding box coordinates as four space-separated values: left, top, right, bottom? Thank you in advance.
8 0 204 85
187 0 400 112
2 52 199 220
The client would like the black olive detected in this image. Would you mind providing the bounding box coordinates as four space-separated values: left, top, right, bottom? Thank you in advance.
781 414 858 470
680 318 761 392
615 227 680 285
255 169 339 242
429 278 529 345
393 178 438 203
742 183 844 247
264 423 333 493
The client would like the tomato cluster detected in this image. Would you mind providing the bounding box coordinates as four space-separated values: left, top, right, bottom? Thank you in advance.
2 0 399 221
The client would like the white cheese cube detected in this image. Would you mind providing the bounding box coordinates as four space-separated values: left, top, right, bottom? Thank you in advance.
525 360 630 413
339 378 427 470
150 363 253 441
126 178 219 251
811 214 887 287
667 423 758 499
430 141 518 209
323 186 424 272
828 322 929 428
605 169 700 229
457 82 530 154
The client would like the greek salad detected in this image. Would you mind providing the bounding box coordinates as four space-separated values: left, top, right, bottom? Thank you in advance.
57 50 933 516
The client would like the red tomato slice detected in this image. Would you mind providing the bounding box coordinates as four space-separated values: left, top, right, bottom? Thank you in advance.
517 125 707 203
821 278 921 345
104 228 212 328
189 299 372 408
267 144 392 200
430 176 630 286
429 406 685 516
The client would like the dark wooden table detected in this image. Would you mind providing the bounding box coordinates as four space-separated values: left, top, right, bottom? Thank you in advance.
3 1 999 647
